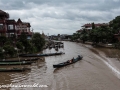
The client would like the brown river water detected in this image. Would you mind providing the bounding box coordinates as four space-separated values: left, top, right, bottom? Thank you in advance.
0 41 120 90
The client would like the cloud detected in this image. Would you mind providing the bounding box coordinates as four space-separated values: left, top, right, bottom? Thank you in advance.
0 0 120 35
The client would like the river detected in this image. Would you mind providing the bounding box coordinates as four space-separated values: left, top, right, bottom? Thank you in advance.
0 41 120 90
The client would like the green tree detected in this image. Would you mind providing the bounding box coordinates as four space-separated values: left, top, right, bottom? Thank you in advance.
89 26 115 44
16 42 23 50
109 16 120 34
89 28 99 43
4 41 12 46
32 33 45 51
24 41 36 53
80 29 89 43
92 22 95 29
16 41 24 53
0 35 7 46
71 33 80 41
18 32 32 53
18 32 27 46
3 45 16 57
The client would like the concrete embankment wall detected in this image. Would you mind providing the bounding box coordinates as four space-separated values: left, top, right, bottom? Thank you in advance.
76 40 114 48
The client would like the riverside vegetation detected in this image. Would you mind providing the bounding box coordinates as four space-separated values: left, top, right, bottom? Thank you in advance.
71 16 120 49
0 32 45 59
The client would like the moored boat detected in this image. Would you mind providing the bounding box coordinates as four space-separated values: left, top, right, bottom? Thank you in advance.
53 55 83 68
0 58 39 62
0 61 33 65
0 67 30 72
19 52 65 57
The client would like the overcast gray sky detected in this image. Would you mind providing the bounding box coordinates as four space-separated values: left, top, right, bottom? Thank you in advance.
0 0 120 35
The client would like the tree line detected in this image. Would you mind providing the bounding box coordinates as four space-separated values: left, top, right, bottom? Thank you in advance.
0 32 45 59
71 16 120 47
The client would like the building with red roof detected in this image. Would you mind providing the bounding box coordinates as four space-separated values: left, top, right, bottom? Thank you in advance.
0 10 32 39
81 23 108 30
0 10 16 37
16 18 32 39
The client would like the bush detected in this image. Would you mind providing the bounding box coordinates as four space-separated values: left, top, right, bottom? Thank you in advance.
4 41 12 46
3 45 16 57
16 42 23 50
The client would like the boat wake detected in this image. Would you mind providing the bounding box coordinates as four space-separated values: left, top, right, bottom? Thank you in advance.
83 44 120 79
94 54 120 79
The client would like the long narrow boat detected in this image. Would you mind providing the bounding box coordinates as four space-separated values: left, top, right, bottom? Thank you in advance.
19 52 65 57
0 61 33 65
53 55 83 68
0 67 30 72
0 58 39 62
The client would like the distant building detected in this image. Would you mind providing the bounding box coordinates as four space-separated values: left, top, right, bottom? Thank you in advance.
81 23 108 30
0 10 33 39
49 35 58 40
76 23 109 33
0 10 16 37
16 18 32 39
60 34 71 40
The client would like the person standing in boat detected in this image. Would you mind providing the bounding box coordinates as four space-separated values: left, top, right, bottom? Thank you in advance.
72 57 74 62
66 60 72 63
69 60 72 63
78 55 81 59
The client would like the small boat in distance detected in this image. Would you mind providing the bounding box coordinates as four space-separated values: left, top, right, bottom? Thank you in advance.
53 55 83 68
19 52 65 57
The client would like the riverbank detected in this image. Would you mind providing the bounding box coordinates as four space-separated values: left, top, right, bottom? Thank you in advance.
77 41 114 48
79 42 120 79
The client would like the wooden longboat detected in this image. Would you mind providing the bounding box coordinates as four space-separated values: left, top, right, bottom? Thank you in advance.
0 61 33 65
53 55 83 68
19 52 65 57
0 58 39 62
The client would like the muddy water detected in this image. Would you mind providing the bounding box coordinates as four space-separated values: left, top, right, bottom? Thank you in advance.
0 41 120 90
